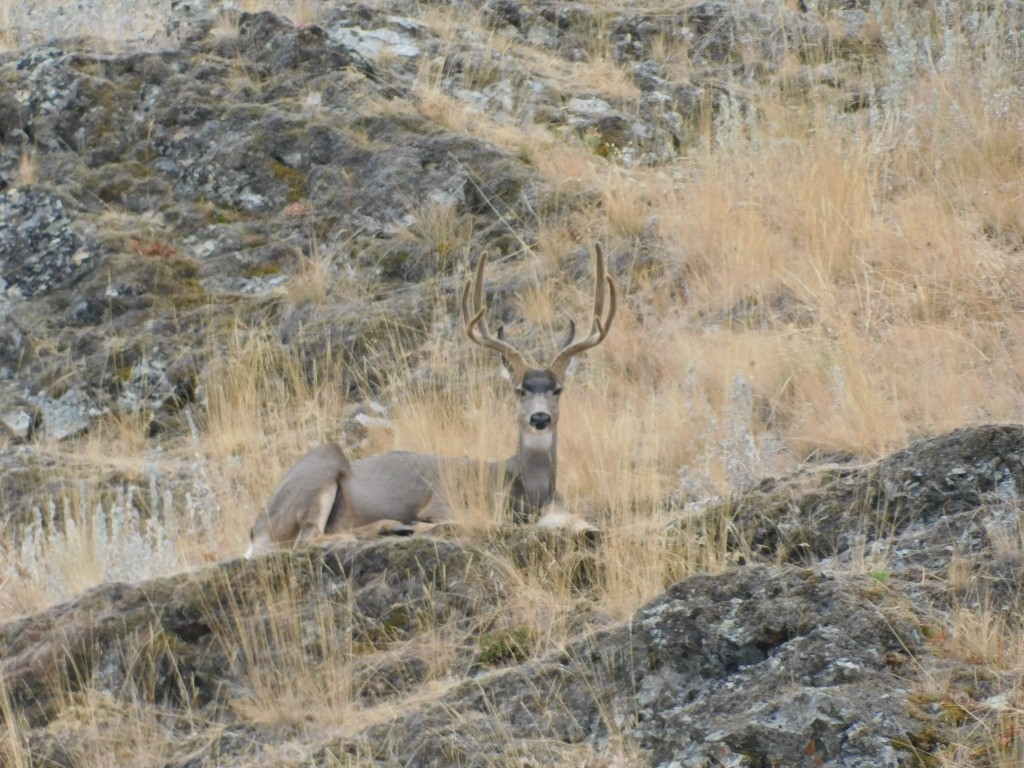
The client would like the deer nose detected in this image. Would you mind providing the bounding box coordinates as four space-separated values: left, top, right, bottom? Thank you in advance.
530 412 552 430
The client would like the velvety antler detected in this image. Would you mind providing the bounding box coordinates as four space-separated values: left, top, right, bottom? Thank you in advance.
549 244 617 380
462 251 531 378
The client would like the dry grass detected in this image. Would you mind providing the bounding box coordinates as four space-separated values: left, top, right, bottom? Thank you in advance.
915 598 1024 766
4 0 1024 765
14 149 37 185
0 0 166 51
206 557 364 730
0 0 324 52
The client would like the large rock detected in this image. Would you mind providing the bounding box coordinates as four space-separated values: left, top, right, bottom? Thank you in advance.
0 541 946 767
1 536 514 728
351 565 925 768
714 425 1024 590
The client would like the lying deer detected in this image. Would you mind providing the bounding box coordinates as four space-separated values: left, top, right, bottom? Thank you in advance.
247 245 616 556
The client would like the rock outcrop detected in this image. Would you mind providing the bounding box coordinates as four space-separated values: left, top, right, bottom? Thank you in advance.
0 0 884 451
4 424 1022 766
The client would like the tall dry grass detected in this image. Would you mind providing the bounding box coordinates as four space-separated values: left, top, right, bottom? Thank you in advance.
4 0 1024 765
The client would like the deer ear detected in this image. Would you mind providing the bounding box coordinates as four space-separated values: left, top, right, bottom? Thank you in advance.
559 357 578 380
496 326 515 381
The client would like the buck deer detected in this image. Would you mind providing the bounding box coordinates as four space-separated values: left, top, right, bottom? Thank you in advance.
247 245 616 556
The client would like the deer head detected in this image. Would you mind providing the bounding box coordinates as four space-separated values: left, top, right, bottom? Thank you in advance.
461 244 617 448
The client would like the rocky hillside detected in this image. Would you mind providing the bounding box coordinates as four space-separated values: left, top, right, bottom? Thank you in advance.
3 0 1024 766
4 425 1024 766
0 0 885 449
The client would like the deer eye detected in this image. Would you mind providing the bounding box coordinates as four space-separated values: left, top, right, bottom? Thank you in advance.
552 386 563 396
514 387 526 398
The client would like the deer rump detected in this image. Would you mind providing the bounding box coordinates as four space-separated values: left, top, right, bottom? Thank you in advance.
248 443 352 551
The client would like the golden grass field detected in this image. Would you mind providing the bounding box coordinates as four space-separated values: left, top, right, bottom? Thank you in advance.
2 0 1024 764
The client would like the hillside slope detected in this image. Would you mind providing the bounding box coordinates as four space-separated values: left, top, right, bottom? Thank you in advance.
3 1 1024 765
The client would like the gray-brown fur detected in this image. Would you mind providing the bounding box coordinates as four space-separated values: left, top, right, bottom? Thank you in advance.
247 442 351 555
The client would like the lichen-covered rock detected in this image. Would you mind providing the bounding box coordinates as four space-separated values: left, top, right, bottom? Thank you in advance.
0 187 93 298
0 6 542 472
5 424 1019 765
715 424 1024 562
348 565 924 767
0 537 513 728
692 423 1024 626
0 538 938 768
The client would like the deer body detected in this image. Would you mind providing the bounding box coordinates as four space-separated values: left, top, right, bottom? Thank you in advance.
246 443 558 556
345 431 557 526
247 246 615 556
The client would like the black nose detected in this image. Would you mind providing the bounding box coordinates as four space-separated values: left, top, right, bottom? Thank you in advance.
530 412 551 430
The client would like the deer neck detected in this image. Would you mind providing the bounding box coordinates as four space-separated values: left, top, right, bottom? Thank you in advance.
505 427 557 523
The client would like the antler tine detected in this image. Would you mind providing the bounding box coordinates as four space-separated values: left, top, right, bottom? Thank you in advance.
549 244 617 379
462 252 530 375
